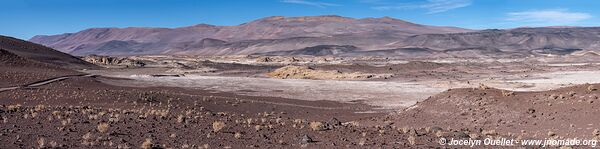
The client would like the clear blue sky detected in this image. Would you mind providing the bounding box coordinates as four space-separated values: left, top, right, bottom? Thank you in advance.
2 0 599 40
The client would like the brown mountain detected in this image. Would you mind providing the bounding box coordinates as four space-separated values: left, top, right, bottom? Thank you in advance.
397 28 600 55
0 35 97 69
0 35 97 87
29 15 472 56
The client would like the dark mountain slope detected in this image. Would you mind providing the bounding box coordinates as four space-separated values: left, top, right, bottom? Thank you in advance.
0 35 97 69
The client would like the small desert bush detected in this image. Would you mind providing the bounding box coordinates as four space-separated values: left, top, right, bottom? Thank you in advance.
309 121 326 131
234 132 242 139
97 123 109 133
588 85 598 92
7 104 22 112
141 138 153 149
478 84 490 90
501 90 514 96
37 137 46 148
407 136 416 145
177 115 185 123
81 132 93 146
254 125 262 131
212 121 226 132
34 104 46 111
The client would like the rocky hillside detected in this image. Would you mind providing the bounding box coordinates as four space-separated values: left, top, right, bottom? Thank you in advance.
0 35 97 69
398 28 600 54
0 35 91 87
390 84 600 139
0 49 47 68
254 45 528 58
256 45 360 56
29 15 472 56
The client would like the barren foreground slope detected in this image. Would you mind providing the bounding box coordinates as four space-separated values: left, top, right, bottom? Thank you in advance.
389 85 600 139
1 37 445 148
5 35 600 148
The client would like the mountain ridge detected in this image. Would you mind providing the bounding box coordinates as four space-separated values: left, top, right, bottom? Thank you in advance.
29 15 473 56
31 15 600 58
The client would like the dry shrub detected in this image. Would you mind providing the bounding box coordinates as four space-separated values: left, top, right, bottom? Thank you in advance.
37 137 46 148
407 136 416 145
254 125 262 131
478 84 490 90
34 104 46 111
309 121 326 131
502 90 514 96
81 132 93 146
482 129 497 136
7 104 22 112
398 127 411 134
97 123 109 133
548 131 556 137
234 132 242 139
588 85 598 92
141 138 153 149
177 115 185 123
212 121 226 132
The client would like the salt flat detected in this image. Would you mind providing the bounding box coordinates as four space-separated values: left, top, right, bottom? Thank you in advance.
503 71 600 91
102 74 446 110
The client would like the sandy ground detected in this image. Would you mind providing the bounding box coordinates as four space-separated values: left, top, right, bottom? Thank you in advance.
99 74 444 110
81 56 600 111
506 71 600 91
9 54 600 148
2 75 409 148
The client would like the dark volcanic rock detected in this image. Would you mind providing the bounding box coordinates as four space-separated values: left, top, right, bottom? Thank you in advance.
301 134 314 143
0 35 97 69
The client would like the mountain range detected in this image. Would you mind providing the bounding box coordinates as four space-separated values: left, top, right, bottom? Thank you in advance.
28 15 600 57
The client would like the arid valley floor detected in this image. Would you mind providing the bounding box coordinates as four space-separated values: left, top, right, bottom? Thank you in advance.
5 45 600 148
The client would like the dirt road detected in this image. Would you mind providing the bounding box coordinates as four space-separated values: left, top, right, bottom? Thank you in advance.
0 74 95 92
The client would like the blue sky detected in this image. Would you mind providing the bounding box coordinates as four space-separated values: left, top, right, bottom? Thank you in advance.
2 0 599 40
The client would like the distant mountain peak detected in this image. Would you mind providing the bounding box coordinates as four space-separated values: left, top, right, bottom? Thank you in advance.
188 23 217 28
251 15 354 24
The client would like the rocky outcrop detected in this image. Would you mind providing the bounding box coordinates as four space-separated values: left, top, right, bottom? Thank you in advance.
267 65 392 80
82 55 145 67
